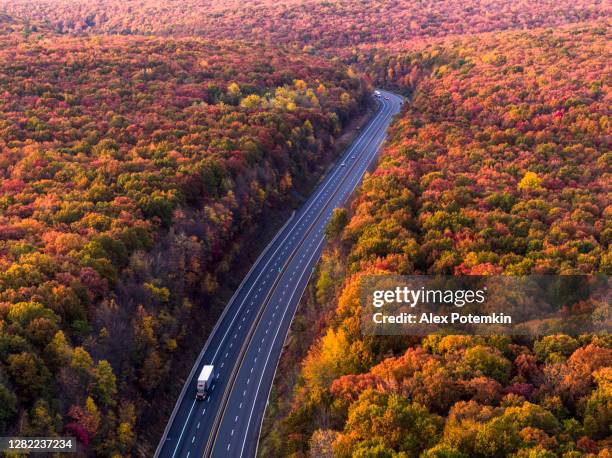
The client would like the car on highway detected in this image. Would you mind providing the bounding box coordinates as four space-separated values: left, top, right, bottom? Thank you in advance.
384 96 390 100
351 155 356 159
341 162 346 166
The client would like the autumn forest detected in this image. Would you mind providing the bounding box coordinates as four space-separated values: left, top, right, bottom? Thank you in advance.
0 0 609 457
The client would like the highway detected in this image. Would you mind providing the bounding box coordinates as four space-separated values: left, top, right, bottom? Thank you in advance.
155 89 403 458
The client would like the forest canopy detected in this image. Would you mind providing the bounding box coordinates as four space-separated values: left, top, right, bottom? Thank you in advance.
267 25 611 457
0 33 369 454
0 0 609 456
0 0 609 51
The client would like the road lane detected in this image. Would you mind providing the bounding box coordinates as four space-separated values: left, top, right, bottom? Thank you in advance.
155 90 402 458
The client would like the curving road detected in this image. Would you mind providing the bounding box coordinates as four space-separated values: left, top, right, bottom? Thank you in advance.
155 90 402 458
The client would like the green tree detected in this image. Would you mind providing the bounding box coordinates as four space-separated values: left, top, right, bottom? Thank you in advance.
534 335 579 363
93 360 117 408
7 301 58 327
43 330 72 370
326 208 349 238
7 352 51 401
70 347 94 380
28 400 56 436
463 345 512 384
342 390 442 456
474 415 520 457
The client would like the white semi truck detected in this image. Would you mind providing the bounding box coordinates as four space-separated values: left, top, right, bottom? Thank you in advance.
196 365 214 400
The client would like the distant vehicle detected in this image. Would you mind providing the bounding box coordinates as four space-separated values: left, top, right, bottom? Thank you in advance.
374 90 381 98
196 365 214 400
384 96 390 100
341 162 346 167
351 155 356 159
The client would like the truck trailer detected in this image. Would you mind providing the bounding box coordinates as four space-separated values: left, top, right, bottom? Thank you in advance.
196 365 214 400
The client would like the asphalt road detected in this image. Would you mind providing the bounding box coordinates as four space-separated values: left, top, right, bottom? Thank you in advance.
155 89 403 458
